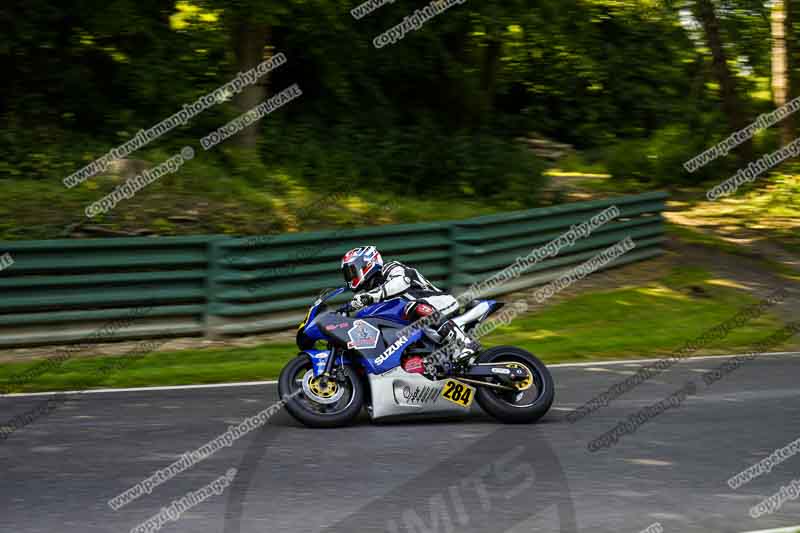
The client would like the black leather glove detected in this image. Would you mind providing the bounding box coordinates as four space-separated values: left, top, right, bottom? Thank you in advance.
350 293 374 310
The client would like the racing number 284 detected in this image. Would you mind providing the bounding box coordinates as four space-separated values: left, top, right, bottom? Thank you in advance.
442 381 471 405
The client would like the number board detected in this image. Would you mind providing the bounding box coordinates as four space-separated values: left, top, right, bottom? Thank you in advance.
440 379 476 408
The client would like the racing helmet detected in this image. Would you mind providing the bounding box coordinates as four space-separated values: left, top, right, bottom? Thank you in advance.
341 246 383 290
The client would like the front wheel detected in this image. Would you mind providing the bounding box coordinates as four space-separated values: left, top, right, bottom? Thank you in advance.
278 355 365 428
474 346 554 424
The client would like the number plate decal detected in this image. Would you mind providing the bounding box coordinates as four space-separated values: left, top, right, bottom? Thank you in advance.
440 379 476 408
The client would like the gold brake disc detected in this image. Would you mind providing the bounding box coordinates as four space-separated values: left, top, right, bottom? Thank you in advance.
506 362 533 391
308 376 339 399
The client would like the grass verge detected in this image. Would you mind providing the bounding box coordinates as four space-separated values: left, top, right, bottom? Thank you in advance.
487 266 794 362
666 223 800 282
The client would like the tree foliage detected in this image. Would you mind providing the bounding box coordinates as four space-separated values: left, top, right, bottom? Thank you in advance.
0 0 795 191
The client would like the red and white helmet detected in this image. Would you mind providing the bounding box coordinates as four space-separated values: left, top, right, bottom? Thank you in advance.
341 246 383 290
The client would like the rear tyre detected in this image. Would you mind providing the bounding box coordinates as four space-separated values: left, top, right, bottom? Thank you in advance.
278 355 364 428
474 346 554 424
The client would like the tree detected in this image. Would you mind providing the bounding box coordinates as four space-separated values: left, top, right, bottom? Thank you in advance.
771 0 794 145
231 18 270 150
693 0 753 161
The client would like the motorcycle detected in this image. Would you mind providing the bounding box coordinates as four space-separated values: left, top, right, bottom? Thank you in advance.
278 287 554 427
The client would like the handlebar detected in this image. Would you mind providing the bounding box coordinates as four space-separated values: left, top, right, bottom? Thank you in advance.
337 294 377 314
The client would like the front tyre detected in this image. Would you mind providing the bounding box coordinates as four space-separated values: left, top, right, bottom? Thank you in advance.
474 346 554 424
278 355 364 428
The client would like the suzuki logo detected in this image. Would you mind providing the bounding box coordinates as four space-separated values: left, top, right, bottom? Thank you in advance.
375 335 408 366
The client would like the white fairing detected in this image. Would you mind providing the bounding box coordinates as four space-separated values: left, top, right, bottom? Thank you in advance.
452 301 492 328
366 367 471 420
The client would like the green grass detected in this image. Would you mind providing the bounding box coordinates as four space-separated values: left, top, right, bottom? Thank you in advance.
484 266 793 362
665 171 800 256
666 223 800 282
665 223 747 255
0 266 794 393
0 343 297 394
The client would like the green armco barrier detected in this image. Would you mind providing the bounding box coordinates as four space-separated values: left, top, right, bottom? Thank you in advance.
0 192 669 347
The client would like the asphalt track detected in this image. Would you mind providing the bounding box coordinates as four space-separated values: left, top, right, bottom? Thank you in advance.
1 353 799 533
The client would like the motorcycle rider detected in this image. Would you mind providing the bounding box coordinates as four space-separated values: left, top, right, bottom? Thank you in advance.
341 246 480 362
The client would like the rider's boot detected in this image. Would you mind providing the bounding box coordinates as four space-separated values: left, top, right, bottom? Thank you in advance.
437 320 481 363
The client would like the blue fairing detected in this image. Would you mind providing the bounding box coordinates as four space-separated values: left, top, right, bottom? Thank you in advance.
302 321 326 344
356 297 409 324
304 349 351 377
304 329 423 376
302 287 350 345
367 329 423 374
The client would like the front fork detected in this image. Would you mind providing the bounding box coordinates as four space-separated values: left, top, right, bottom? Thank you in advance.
319 346 350 386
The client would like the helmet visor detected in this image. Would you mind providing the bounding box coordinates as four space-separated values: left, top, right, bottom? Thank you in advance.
342 263 361 287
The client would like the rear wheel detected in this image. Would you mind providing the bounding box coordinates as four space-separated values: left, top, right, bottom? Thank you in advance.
474 346 554 424
278 355 364 428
